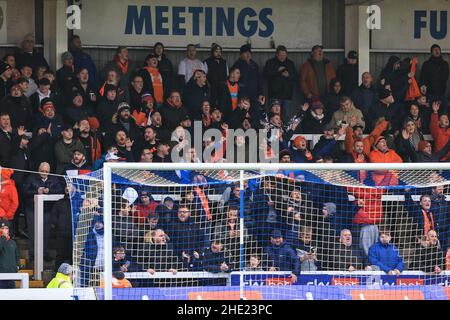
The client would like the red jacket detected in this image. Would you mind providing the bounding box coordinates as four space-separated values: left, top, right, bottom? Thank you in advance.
430 113 450 160
0 169 19 220
347 186 384 225
133 202 159 224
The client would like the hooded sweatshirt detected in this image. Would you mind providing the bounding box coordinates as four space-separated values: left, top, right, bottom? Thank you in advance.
0 169 19 220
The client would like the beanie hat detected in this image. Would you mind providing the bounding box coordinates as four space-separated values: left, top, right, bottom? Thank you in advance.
0 62 12 75
348 50 358 59
113 271 125 280
211 43 222 55
117 102 131 113
311 100 324 111
374 136 386 147
293 135 306 148
61 51 73 62
58 263 73 275
323 202 337 215
141 93 154 103
418 140 430 152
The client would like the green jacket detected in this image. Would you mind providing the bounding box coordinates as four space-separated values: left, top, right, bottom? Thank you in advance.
0 235 19 273
47 272 73 288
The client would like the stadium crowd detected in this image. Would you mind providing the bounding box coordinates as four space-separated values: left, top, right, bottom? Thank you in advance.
1 33 450 287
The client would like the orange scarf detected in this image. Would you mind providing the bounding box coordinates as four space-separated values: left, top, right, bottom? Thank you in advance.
227 80 239 110
422 209 435 236
114 55 129 75
195 186 211 221
144 66 164 104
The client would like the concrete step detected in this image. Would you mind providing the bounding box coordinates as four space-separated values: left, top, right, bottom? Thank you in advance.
18 269 34 277
29 280 45 288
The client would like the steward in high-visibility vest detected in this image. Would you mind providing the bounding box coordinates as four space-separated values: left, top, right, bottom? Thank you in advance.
47 263 73 288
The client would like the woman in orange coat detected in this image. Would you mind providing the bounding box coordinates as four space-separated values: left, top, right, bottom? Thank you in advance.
0 168 19 222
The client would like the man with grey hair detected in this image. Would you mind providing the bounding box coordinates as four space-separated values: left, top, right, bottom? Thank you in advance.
14 33 49 73
47 263 73 288
23 162 64 262
322 229 365 271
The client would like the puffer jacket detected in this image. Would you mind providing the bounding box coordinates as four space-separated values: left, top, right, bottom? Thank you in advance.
0 169 19 220
368 240 404 273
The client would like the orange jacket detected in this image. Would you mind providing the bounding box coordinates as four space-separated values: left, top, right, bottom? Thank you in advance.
299 59 336 97
132 110 149 128
100 278 133 288
368 149 403 186
347 186 384 225
345 120 389 157
430 113 450 160
0 169 19 220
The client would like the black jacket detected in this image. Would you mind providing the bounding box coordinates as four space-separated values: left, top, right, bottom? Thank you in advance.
397 135 450 162
0 78 12 101
204 56 228 106
10 147 31 186
51 196 72 236
183 79 210 118
15 49 49 72
159 102 188 132
337 59 359 96
232 59 263 101
300 110 327 134
167 218 207 257
134 243 184 272
157 55 176 92
97 99 119 132
351 84 378 131
23 174 64 205
263 56 297 100
321 243 363 271
410 244 444 273
420 56 450 97
0 95 33 130
56 65 76 93
64 102 95 126
28 131 57 171
0 129 21 167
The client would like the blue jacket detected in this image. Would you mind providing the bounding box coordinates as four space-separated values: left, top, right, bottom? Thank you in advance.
265 242 300 276
70 48 98 85
368 240 404 273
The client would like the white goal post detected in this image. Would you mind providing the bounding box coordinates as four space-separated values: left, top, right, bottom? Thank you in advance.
101 162 450 300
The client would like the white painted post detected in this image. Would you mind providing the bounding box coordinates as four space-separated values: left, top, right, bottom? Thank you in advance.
103 165 113 300
358 5 371 83
34 194 64 281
